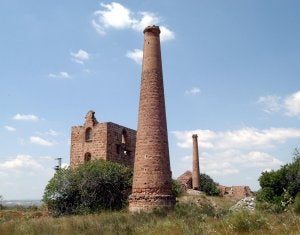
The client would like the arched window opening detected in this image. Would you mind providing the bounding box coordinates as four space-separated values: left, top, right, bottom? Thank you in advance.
121 129 127 144
85 127 93 142
84 152 91 162
121 129 130 156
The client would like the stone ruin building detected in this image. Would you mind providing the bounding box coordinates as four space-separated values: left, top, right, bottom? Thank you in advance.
218 185 254 200
177 170 193 191
176 135 254 199
69 24 254 211
70 110 136 168
70 25 174 212
128 26 175 212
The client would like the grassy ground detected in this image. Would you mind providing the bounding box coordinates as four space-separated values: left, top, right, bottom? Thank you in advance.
1 195 299 235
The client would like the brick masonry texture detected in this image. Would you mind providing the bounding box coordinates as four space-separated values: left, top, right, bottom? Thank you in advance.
70 111 136 168
177 170 193 191
128 26 175 212
218 185 254 200
192 134 200 190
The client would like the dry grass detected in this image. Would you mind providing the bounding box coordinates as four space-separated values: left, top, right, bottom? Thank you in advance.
1 196 299 235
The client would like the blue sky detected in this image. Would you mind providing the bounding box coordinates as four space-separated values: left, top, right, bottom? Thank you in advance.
1 1 300 200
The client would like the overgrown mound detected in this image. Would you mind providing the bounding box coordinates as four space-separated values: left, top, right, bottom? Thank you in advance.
43 160 133 216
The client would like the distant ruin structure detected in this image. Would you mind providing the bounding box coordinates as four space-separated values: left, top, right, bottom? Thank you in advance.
218 185 254 200
177 170 193 191
192 134 200 190
128 26 175 212
70 111 136 168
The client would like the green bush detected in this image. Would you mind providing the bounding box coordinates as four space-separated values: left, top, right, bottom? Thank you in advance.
200 173 220 196
174 202 207 221
43 160 132 216
294 193 300 215
226 210 267 232
257 148 300 210
0 195 4 210
171 179 183 197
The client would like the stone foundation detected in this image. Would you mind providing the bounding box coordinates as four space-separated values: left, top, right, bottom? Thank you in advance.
128 194 175 212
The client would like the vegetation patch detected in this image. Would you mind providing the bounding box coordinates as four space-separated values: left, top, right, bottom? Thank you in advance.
256 149 300 212
225 209 267 233
43 160 133 216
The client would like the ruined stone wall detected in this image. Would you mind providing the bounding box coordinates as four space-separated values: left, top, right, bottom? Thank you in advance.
177 171 193 191
70 123 108 168
70 112 136 168
218 185 254 200
106 122 136 168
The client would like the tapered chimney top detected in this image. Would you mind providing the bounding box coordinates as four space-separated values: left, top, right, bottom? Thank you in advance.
143 25 161 34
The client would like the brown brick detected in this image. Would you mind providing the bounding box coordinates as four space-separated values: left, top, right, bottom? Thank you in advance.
70 111 136 168
128 26 175 212
192 134 200 190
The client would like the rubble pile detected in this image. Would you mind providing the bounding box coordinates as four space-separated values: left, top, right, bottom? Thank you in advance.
230 197 256 211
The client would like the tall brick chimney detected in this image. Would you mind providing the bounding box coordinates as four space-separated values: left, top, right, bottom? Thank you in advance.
192 134 200 190
128 26 175 212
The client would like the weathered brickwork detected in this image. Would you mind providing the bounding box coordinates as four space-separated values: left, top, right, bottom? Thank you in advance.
192 134 200 190
218 185 254 200
129 26 175 212
177 171 193 191
70 111 136 168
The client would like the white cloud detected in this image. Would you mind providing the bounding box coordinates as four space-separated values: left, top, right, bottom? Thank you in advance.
48 72 72 79
13 114 39 121
185 87 201 95
173 126 288 180
126 49 143 64
181 153 239 176
70 49 90 64
257 95 281 113
0 155 55 199
131 11 159 31
92 2 174 42
94 2 134 32
159 26 175 42
45 129 60 136
173 127 300 150
0 155 43 171
285 91 300 117
258 91 300 117
4 125 16 132
30 136 54 146
240 151 283 167
180 149 282 177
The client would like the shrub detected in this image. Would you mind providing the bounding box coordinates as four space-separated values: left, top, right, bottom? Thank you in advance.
226 210 267 232
257 148 300 210
0 195 4 210
171 179 183 197
200 173 220 196
294 193 300 215
43 160 132 216
174 202 207 221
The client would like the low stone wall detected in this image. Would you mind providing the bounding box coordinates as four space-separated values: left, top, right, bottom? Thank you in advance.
218 185 254 200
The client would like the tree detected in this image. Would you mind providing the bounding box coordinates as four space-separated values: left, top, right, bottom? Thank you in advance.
256 148 300 210
43 160 133 216
0 195 3 209
200 173 220 196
